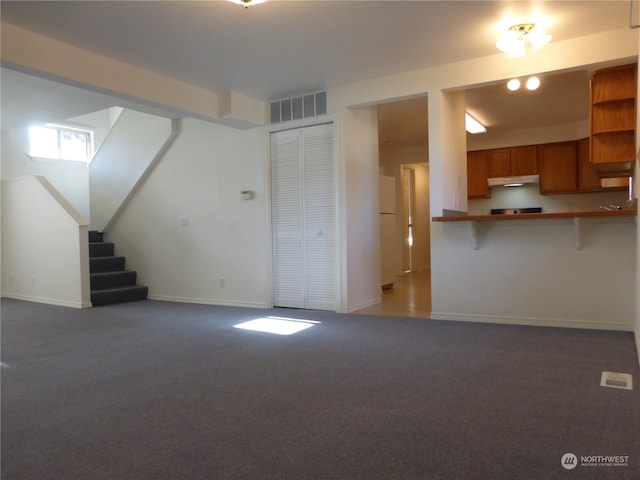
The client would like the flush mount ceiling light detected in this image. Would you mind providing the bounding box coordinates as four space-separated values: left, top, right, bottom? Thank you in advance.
496 23 551 57
506 76 541 91
465 113 486 134
507 79 521 91
228 0 266 8
525 76 541 90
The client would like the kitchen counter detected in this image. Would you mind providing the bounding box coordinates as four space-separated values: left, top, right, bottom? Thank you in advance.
432 209 636 222
432 209 636 250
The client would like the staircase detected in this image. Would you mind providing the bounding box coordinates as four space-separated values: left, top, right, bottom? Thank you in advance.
89 231 148 306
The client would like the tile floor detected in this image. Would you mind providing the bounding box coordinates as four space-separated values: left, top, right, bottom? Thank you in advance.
355 269 431 318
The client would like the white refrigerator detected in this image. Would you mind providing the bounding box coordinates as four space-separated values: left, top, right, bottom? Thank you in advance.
379 175 397 289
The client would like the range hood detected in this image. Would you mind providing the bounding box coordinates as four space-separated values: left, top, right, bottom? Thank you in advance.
488 174 539 188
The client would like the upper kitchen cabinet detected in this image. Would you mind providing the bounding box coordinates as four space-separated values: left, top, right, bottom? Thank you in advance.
577 138 600 192
467 150 490 198
577 137 629 192
539 141 577 194
590 64 637 177
486 146 537 178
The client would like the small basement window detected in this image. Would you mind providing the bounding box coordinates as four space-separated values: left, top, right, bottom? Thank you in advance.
29 124 94 163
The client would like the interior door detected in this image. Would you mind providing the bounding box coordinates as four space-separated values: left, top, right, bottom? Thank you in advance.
271 123 336 310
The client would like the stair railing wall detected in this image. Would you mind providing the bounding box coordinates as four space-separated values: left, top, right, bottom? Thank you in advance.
1 176 91 308
89 111 180 232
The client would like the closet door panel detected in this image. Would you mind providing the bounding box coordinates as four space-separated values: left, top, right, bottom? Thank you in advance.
302 124 336 310
271 129 304 308
271 124 336 311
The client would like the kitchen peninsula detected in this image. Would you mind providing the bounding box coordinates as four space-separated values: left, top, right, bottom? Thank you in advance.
433 208 636 250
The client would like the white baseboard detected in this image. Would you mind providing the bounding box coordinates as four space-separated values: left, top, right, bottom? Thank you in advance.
2 293 91 309
341 296 381 314
149 294 269 309
431 311 634 332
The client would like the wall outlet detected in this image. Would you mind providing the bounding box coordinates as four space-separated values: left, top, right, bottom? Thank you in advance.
180 216 189 227
219 278 225 288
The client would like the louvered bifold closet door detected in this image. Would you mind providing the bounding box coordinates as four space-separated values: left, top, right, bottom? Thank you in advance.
271 123 336 311
271 129 305 308
301 124 336 310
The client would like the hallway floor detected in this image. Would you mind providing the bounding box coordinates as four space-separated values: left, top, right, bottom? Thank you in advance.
355 269 431 318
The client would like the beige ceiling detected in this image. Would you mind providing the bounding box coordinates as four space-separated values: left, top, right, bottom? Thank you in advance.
1 1 636 144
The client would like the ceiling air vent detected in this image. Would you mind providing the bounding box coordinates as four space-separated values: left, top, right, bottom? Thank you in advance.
270 91 327 124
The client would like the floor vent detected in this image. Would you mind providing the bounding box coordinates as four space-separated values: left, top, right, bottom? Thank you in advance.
270 91 327 124
600 371 633 390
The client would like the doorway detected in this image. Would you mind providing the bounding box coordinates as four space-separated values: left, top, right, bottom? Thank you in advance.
358 96 431 318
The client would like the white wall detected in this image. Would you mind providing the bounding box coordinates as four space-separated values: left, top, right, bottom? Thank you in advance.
430 216 635 330
106 118 270 308
89 109 175 231
1 176 90 308
412 163 431 271
341 106 381 312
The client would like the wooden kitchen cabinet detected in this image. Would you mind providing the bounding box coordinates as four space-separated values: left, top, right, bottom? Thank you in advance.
510 145 538 175
467 150 490 198
578 137 629 192
577 138 600 191
590 64 637 177
487 145 537 177
539 141 577 194
487 149 511 177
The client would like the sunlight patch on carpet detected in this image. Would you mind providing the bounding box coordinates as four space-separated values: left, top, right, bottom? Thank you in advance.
233 316 320 335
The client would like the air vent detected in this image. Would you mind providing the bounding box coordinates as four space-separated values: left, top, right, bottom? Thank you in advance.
271 92 327 124
600 371 632 390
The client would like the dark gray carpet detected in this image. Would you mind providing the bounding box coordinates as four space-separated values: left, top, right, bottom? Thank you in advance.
2 298 639 480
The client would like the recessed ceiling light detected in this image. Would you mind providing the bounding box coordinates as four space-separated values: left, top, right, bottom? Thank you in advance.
507 79 521 91
526 76 541 90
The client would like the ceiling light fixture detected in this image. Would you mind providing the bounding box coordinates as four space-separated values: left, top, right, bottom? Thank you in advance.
496 23 551 57
525 76 541 90
228 0 266 8
465 113 486 134
506 76 541 92
507 79 521 91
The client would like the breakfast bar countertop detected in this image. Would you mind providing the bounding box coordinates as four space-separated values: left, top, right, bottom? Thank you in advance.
432 209 637 222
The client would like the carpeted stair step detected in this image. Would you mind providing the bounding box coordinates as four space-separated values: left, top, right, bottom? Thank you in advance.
88 230 148 306
90 271 137 290
89 242 115 257
90 256 126 273
88 231 104 243
90 285 149 307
